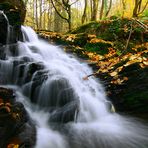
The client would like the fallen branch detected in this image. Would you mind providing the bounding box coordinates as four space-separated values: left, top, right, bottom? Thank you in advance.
83 61 113 80
132 18 148 31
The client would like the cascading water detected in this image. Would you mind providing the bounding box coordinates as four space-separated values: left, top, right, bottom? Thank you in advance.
0 24 148 148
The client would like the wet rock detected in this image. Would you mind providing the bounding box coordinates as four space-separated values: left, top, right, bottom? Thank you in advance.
26 75 80 123
0 46 6 60
0 0 26 45
24 62 45 83
0 52 80 124
0 10 8 45
0 87 36 148
0 0 26 23
108 63 148 113
49 100 79 123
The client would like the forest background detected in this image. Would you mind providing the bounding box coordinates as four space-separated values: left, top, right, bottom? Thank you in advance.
24 0 148 32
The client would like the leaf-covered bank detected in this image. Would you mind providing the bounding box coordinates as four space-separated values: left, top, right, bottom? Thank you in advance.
38 18 148 117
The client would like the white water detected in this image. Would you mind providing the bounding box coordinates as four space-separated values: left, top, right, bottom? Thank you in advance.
0 26 148 148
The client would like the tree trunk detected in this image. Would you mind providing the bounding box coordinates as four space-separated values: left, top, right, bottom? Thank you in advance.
39 0 42 29
133 0 142 17
91 0 99 21
121 0 126 17
35 0 39 29
68 5 71 30
105 0 112 17
100 0 104 19
82 0 88 24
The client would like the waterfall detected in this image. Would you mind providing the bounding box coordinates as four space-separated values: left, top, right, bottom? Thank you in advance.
0 25 148 148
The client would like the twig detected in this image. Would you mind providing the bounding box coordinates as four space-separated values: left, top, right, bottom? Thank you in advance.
132 18 148 31
124 20 133 51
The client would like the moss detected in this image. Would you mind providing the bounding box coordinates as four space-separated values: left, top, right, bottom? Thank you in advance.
74 33 88 46
84 39 113 55
70 22 101 34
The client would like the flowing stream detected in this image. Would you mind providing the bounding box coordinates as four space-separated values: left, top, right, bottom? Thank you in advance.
0 23 148 148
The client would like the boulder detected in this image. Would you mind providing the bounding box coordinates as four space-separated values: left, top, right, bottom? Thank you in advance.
0 0 26 23
0 0 26 45
0 10 8 45
0 87 36 148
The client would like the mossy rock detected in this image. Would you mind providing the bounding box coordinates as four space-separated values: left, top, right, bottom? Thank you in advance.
0 0 26 23
111 63 148 113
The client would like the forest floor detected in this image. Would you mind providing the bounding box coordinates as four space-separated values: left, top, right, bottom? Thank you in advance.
37 17 148 119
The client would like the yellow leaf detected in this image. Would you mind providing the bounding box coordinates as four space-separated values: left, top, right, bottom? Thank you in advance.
143 61 148 66
110 71 118 77
7 144 19 148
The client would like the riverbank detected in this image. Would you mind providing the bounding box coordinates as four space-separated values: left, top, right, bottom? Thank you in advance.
38 17 148 118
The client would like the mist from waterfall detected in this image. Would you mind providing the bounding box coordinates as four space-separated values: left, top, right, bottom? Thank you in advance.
0 25 147 148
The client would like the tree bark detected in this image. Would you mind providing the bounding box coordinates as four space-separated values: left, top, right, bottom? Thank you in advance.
35 0 39 29
100 0 104 19
82 0 88 24
50 0 73 31
133 0 143 17
105 0 112 17
91 0 99 21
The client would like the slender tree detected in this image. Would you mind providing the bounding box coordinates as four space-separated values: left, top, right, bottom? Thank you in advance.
50 0 79 30
35 0 39 29
100 0 112 19
100 0 104 19
39 0 43 29
133 0 148 17
105 0 112 17
91 0 99 21
121 0 126 17
82 0 88 24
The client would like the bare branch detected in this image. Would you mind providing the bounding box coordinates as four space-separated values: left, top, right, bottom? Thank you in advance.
54 0 67 10
138 0 148 15
50 0 68 21
70 0 79 6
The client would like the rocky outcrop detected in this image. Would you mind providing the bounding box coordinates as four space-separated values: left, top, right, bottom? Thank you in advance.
0 0 26 46
0 0 26 23
3 54 80 124
0 87 36 148
107 63 148 114
0 10 8 46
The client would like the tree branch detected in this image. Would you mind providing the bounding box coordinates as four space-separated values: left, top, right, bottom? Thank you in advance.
54 0 67 10
125 21 133 51
50 0 68 21
70 0 79 6
138 0 148 15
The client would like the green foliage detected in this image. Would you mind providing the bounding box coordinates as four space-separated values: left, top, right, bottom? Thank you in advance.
70 22 101 34
142 9 148 17
116 49 122 56
84 42 110 55
74 33 88 46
